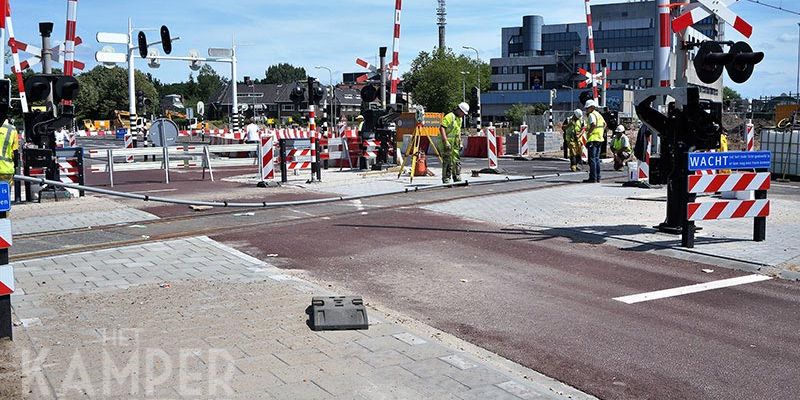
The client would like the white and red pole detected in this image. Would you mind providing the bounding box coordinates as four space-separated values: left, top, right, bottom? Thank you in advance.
4 0 28 113
656 0 671 88
308 104 317 182
62 0 78 106
584 0 599 101
389 0 402 105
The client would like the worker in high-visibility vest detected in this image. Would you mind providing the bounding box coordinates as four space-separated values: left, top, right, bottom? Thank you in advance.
439 102 469 184
356 115 365 135
610 125 632 171
565 109 585 172
0 120 19 186
584 99 606 183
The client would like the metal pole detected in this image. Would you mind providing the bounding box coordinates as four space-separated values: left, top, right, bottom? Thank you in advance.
796 23 799 106
0 211 10 340
39 23 54 108
231 35 240 135
655 0 671 88
127 18 138 142
379 47 387 109
0 19 5 77
464 46 482 128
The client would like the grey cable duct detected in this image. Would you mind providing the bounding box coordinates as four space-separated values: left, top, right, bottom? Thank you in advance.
14 172 580 208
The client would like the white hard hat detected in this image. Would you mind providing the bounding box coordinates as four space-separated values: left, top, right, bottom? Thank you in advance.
584 99 597 109
615 125 626 133
458 102 470 114
573 109 583 119
356 115 364 120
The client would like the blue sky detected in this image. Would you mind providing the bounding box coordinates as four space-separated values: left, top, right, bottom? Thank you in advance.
6 0 798 99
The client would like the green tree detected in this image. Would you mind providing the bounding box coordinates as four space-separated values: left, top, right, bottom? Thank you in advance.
402 48 490 113
263 63 306 84
505 103 548 126
73 66 159 121
723 86 742 101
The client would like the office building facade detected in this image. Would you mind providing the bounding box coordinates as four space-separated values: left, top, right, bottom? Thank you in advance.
484 0 723 121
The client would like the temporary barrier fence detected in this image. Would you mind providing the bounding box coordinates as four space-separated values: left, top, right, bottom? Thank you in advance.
683 171 770 248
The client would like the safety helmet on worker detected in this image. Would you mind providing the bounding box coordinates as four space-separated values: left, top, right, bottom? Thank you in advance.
458 102 470 114
584 99 597 109
356 115 364 120
573 109 583 119
615 125 626 134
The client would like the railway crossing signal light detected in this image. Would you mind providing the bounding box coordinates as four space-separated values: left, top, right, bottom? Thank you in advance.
726 41 764 84
137 31 148 59
290 84 305 105
469 86 479 115
24 75 80 103
310 82 325 106
694 41 763 84
360 85 378 103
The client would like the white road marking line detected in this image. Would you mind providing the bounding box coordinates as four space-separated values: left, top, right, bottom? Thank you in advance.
130 188 178 194
613 274 773 304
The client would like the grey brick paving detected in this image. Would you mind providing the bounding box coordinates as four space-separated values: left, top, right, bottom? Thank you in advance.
423 183 800 273
12 207 158 235
8 236 593 399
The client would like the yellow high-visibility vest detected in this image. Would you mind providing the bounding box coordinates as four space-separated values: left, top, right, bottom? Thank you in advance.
0 122 18 175
587 110 606 143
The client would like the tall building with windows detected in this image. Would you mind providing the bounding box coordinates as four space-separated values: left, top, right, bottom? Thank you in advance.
484 0 722 121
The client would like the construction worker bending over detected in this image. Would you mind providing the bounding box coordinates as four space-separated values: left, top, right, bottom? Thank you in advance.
0 119 18 188
583 100 606 183
439 102 469 184
565 109 585 172
610 125 632 171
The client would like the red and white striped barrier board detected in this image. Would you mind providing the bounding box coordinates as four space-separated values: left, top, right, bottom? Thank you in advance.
124 132 134 163
67 131 77 147
259 135 275 182
688 199 769 221
486 127 498 169
583 0 599 100
5 1 29 113
274 129 312 140
389 0 402 105
0 265 13 296
746 123 754 152
656 0 671 87
0 219 11 250
688 172 770 194
77 130 114 137
672 0 752 38
638 135 651 180
58 159 80 184
519 125 529 156
363 139 380 159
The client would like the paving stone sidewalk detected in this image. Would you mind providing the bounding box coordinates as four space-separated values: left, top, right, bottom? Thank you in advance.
11 196 158 235
423 183 800 278
6 237 591 399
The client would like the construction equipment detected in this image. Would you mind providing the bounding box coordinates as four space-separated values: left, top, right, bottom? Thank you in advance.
82 119 111 132
165 110 188 120
398 105 440 182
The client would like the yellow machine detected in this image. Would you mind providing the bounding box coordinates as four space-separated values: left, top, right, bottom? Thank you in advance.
83 119 111 131
165 110 188 120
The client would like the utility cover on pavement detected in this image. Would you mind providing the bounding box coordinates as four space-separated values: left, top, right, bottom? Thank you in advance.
688 151 771 171
307 296 369 331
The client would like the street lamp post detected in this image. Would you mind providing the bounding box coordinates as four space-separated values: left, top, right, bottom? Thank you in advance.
460 71 470 128
315 66 335 133
463 46 482 128
561 85 574 112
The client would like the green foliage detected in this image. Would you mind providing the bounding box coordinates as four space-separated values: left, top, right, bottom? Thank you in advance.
72 66 159 121
263 63 307 84
505 103 549 126
723 86 742 101
402 48 490 113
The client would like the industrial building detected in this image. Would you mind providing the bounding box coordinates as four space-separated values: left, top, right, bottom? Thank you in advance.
483 0 723 122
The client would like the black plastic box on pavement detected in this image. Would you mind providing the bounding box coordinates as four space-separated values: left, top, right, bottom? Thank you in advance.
308 296 369 331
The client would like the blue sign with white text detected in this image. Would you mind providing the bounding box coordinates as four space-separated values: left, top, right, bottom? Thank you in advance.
0 182 10 212
687 151 771 171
